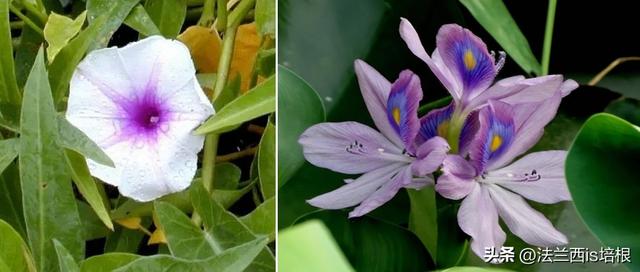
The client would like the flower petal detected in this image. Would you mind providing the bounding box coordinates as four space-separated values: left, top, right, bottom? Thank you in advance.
349 166 412 217
498 75 564 105
486 151 571 204
560 79 579 97
298 122 408 175
458 109 479 156
417 103 454 145
469 100 516 172
437 24 496 100
436 154 477 199
354 60 403 147
405 175 435 189
458 184 506 258
488 185 568 247
387 70 423 152
411 136 449 176
306 163 403 210
399 18 461 99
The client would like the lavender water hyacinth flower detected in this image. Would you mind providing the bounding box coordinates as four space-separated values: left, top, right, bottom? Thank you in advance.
299 60 449 218
66 36 214 202
399 18 577 152
436 92 572 258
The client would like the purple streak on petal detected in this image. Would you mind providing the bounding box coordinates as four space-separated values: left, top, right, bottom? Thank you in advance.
411 136 449 176
437 24 496 100
298 122 407 175
458 184 506 259
307 163 402 210
469 101 515 173
399 18 462 100
436 155 476 200
387 70 423 153
486 151 571 204
354 60 403 147
488 184 568 246
417 103 454 145
458 110 479 156
349 166 412 218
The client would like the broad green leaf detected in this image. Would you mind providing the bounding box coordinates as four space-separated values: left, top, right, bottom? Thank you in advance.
258 116 275 199
605 97 640 126
255 0 275 36
0 138 18 174
279 220 354 272
241 197 275 241
86 0 140 50
566 113 640 272
49 2 133 104
53 240 80 272
103 223 149 253
214 162 241 190
296 210 435 271
0 0 21 124
0 219 36 272
80 253 140 272
407 187 437 263
44 11 87 62
459 0 541 75
277 66 324 185
58 116 114 167
154 201 218 259
144 0 187 38
77 201 111 240
65 150 113 230
195 76 275 134
191 182 275 271
20 49 84 272
213 75 241 110
113 238 268 272
124 4 161 37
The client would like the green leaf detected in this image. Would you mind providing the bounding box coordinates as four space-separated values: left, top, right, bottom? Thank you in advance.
53 240 80 272
80 253 140 272
258 116 275 199
0 0 21 124
296 210 435 271
277 66 325 185
123 4 161 37
213 162 241 189
86 0 140 50
605 97 640 126
154 201 218 259
459 0 542 75
213 75 240 110
191 181 275 271
195 76 275 134
103 221 149 253
279 220 354 272
0 138 18 174
77 201 111 241
20 48 84 272
256 48 276 77
0 219 36 272
112 238 269 272
65 150 113 230
566 113 640 272
14 11 44 88
407 187 437 263
435 198 469 268
0 163 26 239
255 0 275 36
144 0 187 38
44 11 87 62
49 1 136 104
58 116 114 167
241 197 275 241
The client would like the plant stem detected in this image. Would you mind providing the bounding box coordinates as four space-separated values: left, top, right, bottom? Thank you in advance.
197 0 215 26
211 17 238 99
588 56 640 86
9 5 43 36
541 0 557 75
19 0 47 24
10 21 24 29
215 0 227 32
201 135 220 192
216 146 258 162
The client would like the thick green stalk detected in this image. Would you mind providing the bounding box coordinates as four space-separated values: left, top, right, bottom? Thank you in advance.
215 0 227 32
197 0 215 26
541 0 557 75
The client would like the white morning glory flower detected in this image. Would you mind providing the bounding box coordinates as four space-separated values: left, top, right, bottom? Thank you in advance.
66 36 214 202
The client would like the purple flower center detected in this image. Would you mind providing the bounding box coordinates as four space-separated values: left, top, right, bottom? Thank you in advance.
118 89 171 145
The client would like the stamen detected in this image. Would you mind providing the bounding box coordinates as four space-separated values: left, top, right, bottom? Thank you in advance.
494 51 506 74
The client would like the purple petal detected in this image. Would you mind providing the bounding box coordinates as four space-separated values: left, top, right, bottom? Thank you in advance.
411 136 449 176
458 110 479 156
469 101 516 173
349 166 412 217
354 60 403 147
437 24 496 100
436 155 476 199
405 176 435 189
387 70 423 152
458 184 506 259
499 75 564 105
464 75 525 110
486 151 571 204
488 185 568 247
399 18 461 100
307 163 402 210
298 122 408 175
417 103 454 145
560 79 579 97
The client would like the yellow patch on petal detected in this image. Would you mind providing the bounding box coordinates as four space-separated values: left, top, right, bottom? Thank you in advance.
463 49 476 70
490 135 502 152
392 108 402 125
437 121 449 138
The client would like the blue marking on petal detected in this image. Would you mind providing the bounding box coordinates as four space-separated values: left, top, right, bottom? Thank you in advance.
453 39 494 92
417 103 454 144
471 101 515 172
386 70 422 152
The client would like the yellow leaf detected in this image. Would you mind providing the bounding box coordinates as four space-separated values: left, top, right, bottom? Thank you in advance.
231 23 261 92
148 210 167 244
115 217 142 230
178 26 222 74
